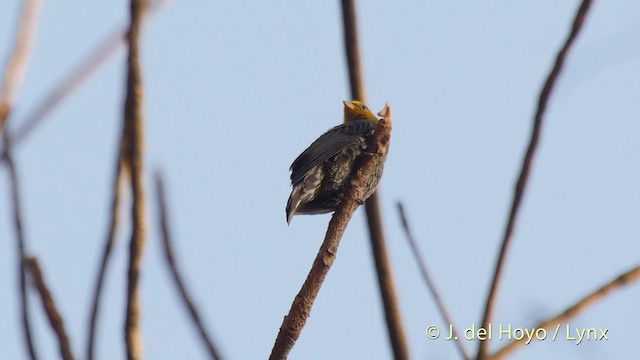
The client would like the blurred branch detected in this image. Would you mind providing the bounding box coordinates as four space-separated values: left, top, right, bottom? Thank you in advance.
86 156 125 360
9 0 167 147
2 132 37 360
270 104 393 360
24 257 75 360
0 1 42 359
476 1 593 359
155 172 224 360
84 2 167 358
0 0 41 134
340 1 408 359
123 0 147 359
491 265 640 360
397 203 470 360
12 28 123 144
0 0 167 157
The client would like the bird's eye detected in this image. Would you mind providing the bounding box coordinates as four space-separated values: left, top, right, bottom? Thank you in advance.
362 105 368 111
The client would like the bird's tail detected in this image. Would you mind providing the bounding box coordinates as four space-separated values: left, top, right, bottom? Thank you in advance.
286 186 303 225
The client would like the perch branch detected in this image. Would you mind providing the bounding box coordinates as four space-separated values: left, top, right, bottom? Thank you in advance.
269 104 393 360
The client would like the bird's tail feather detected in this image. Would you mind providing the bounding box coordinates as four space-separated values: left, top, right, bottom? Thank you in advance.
286 187 302 225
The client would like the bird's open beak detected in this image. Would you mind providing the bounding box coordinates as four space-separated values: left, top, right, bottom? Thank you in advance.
343 101 356 111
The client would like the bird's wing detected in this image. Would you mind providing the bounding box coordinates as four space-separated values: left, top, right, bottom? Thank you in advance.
290 119 374 185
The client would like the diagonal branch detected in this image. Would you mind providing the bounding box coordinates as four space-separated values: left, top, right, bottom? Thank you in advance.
0 0 41 134
340 1 408 359
269 104 393 360
24 257 75 360
122 0 147 359
154 172 224 360
397 203 470 360
477 1 593 359
491 265 640 360
8 0 167 148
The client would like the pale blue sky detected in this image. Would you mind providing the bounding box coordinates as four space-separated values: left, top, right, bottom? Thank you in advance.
1 1 639 359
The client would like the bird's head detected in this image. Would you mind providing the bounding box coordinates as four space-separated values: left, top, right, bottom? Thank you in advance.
343 100 378 123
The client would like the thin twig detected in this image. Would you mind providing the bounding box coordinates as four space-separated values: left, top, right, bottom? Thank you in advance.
84 2 167 357
397 202 470 360
269 104 393 360
2 131 37 360
123 0 147 359
24 257 75 360
340 1 408 359
85 156 125 360
491 265 640 360
8 0 167 147
155 172 224 360
12 28 123 144
0 1 42 358
0 0 41 134
477 1 593 359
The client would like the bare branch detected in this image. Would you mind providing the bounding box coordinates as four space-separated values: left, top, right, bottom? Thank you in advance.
2 132 37 359
0 0 41 134
0 2 42 358
340 1 408 358
12 28 123 144
491 265 640 360
477 1 593 358
155 172 224 360
9 0 168 147
84 3 167 357
24 257 75 360
86 156 125 360
397 203 470 360
123 0 147 359
270 104 393 360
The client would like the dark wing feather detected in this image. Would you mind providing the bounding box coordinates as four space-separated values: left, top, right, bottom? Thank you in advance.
290 119 374 185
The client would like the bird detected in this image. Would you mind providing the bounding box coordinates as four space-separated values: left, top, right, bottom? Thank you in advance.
286 100 384 224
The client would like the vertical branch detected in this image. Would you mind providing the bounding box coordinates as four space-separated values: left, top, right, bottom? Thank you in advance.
476 1 593 359
24 257 75 360
2 132 37 360
123 0 147 359
340 1 408 359
340 0 366 102
0 1 42 359
154 172 224 360
86 156 125 360
270 106 392 360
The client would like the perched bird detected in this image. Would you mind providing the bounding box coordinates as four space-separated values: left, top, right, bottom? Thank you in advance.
286 100 384 224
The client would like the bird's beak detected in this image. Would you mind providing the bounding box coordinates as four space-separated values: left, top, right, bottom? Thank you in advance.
343 101 355 111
